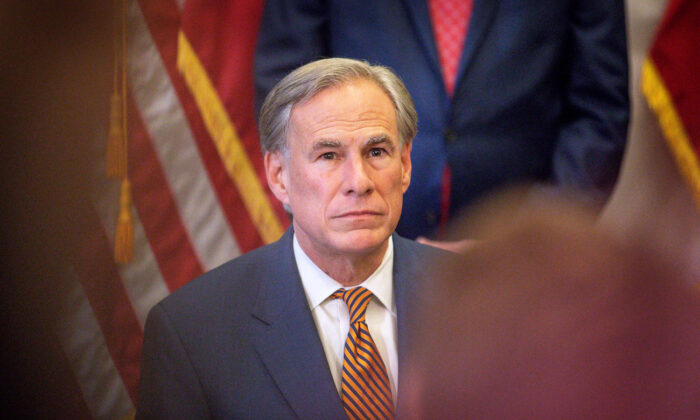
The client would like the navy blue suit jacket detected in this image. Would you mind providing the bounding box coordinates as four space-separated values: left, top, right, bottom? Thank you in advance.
255 0 629 238
136 229 447 419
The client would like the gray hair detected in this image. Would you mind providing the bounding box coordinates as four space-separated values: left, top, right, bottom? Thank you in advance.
258 57 417 154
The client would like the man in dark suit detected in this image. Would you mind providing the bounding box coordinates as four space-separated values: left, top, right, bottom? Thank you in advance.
136 58 447 419
255 0 630 239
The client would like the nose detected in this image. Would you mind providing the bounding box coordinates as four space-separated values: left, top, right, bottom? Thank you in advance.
342 153 374 196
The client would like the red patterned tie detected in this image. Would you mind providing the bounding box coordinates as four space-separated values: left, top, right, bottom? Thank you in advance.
428 0 473 96
333 287 394 419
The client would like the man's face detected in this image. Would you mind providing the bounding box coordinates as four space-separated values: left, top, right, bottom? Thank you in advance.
266 79 412 259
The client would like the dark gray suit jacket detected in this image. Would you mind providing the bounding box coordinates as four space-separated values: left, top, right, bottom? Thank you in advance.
136 228 447 419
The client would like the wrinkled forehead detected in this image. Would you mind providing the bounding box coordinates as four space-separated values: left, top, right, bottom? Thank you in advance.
287 80 399 144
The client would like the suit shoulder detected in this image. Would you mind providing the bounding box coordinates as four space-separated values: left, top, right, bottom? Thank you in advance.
155 239 284 317
392 234 458 276
393 234 456 260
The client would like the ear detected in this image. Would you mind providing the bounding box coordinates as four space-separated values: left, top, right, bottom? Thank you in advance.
400 142 412 193
264 151 290 206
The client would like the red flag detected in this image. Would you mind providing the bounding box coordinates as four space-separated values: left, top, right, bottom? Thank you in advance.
642 0 700 208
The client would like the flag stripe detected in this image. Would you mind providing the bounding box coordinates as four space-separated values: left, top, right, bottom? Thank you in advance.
93 169 171 326
75 208 144 404
135 0 270 253
128 94 205 291
56 269 135 419
648 0 700 143
129 0 241 272
642 60 700 209
177 31 284 244
179 0 289 242
178 0 289 232
642 0 700 209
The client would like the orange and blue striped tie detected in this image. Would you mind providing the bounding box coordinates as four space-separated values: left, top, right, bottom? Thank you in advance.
333 287 394 420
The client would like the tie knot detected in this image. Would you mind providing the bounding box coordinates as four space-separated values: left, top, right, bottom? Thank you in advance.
332 286 374 324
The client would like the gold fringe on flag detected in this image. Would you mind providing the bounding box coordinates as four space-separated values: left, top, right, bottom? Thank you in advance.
642 59 700 211
106 92 126 178
108 0 133 263
115 179 134 263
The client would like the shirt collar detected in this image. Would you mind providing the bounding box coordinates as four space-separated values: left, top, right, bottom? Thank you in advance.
294 234 395 313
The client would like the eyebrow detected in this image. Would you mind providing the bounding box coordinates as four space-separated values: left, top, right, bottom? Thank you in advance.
367 135 395 152
310 135 396 151
311 139 341 151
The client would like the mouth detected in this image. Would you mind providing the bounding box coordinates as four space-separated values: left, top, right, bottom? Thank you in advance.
334 210 384 218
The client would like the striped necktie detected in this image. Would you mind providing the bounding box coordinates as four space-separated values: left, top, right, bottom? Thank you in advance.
332 287 394 419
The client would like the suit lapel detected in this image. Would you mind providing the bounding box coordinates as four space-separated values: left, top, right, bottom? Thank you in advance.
250 229 346 420
401 0 443 86
403 0 500 99
455 0 500 89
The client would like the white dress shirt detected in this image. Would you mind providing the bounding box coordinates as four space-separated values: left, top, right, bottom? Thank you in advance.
293 234 398 403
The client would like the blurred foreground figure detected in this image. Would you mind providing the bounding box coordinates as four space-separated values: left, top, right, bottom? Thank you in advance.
0 1 111 417
601 0 700 279
400 193 700 418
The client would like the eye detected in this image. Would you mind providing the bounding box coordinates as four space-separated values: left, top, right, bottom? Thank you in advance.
320 152 336 160
368 148 386 158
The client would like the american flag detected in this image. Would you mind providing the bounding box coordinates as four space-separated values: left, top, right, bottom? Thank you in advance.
56 1 288 417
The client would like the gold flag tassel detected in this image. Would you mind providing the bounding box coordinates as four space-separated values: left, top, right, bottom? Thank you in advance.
106 0 126 179
115 179 134 263
106 92 125 178
112 0 133 263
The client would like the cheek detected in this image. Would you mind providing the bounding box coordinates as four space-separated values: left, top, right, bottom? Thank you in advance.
289 171 329 209
382 169 407 212
383 167 406 193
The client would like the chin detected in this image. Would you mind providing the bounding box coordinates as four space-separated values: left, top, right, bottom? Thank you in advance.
332 228 391 255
